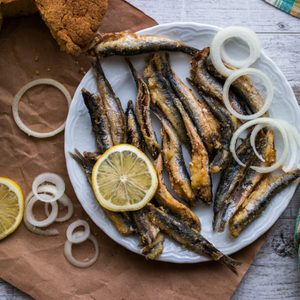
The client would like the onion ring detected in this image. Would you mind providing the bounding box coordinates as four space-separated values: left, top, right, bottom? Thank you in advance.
64 234 99 268
25 194 58 227
12 78 71 138
44 194 74 222
277 120 300 172
24 192 59 236
210 26 261 77
32 172 65 203
66 220 90 244
223 68 273 120
36 184 58 202
230 118 288 173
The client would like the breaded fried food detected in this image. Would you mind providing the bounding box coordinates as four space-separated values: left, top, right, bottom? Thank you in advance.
35 0 108 55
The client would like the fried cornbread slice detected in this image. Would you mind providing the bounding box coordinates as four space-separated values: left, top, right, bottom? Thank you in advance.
35 0 108 55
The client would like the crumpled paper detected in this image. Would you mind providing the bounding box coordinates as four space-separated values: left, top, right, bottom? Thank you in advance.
0 1 267 299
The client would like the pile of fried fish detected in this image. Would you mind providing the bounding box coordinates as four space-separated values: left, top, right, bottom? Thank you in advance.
71 33 300 273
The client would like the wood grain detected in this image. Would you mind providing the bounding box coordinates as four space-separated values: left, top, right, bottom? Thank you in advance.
128 0 300 33
1 0 300 299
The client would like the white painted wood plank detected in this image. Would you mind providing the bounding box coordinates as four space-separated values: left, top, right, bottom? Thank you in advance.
127 0 300 33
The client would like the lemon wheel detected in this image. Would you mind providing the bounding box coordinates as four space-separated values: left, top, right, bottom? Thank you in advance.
0 177 24 240
91 144 158 212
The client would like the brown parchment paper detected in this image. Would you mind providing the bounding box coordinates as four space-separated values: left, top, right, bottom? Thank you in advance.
0 1 267 299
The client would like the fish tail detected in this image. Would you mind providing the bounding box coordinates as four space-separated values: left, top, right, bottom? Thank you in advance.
94 56 115 93
70 149 93 178
220 255 242 275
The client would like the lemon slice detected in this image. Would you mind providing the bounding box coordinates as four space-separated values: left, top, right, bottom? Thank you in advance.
92 144 158 212
0 177 24 240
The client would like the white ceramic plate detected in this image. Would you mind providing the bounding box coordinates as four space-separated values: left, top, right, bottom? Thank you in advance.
65 22 300 263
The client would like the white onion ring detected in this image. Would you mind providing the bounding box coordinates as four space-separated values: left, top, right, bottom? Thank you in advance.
66 220 90 244
210 26 261 77
12 78 71 138
32 172 65 203
250 124 266 162
24 192 59 236
223 68 273 120
230 118 288 173
25 195 58 227
44 194 74 222
37 184 58 202
64 234 99 268
277 120 300 172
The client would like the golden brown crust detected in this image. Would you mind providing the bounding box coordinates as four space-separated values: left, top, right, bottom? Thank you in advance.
1 0 37 17
34 0 108 55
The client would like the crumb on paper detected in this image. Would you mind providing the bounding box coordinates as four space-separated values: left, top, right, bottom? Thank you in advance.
47 67 51 72
79 67 86 75
74 60 79 65
35 70 40 75
34 55 39 62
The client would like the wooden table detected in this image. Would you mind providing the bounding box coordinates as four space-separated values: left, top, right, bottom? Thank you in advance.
1 0 299 299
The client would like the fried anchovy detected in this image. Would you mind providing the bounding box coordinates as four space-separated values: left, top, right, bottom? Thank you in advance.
70 149 135 236
188 48 242 172
94 57 126 145
173 98 212 205
125 105 164 259
215 130 276 232
125 100 146 152
191 48 249 115
154 154 201 231
81 89 113 152
205 56 264 114
131 206 164 260
144 53 188 145
163 53 221 153
230 170 300 237
213 137 254 231
89 32 198 57
148 204 241 274
126 59 160 158
188 79 234 173
160 116 195 205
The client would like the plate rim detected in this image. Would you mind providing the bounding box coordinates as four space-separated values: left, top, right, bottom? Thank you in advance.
65 22 300 264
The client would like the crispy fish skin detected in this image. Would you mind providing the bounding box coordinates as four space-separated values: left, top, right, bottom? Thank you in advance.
160 116 195 205
81 89 113 153
148 204 241 274
125 100 146 152
205 56 264 114
213 138 254 231
191 48 249 115
94 57 126 145
215 130 275 232
132 208 159 245
83 151 101 165
144 54 188 145
125 103 164 259
141 232 165 260
70 149 135 236
173 98 212 205
230 170 300 237
154 154 201 231
126 59 160 158
163 53 221 153
189 82 234 173
90 32 199 57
